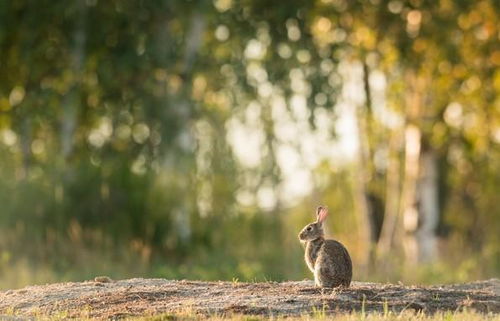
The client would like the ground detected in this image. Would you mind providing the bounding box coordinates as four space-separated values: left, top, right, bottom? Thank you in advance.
0 278 498 320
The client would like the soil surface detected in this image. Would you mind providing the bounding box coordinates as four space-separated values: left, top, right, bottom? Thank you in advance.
0 278 499 320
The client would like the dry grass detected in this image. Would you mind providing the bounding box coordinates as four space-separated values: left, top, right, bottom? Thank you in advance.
2 310 498 321
129 310 500 321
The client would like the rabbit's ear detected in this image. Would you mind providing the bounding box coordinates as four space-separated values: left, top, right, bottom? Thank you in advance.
315 206 323 220
316 206 328 224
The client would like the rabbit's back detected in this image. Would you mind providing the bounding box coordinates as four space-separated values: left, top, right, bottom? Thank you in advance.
315 239 352 288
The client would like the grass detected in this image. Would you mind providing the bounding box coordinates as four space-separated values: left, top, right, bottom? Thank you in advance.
3 311 499 321
126 311 500 321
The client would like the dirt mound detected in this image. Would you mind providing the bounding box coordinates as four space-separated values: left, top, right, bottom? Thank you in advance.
0 278 498 319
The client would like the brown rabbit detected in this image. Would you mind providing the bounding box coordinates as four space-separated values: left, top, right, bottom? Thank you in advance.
298 206 352 288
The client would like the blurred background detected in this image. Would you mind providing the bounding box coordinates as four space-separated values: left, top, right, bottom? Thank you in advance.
0 0 499 290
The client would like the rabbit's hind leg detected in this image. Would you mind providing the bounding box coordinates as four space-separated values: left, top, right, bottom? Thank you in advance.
314 263 336 288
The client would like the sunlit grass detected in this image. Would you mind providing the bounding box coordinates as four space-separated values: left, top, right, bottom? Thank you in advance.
127 311 500 321
1 255 495 291
0 227 497 290
3 311 497 321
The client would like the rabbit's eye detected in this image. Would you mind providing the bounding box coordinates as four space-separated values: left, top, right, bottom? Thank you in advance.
307 226 313 231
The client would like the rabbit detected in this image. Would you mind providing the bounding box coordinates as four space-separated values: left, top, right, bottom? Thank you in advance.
298 206 352 288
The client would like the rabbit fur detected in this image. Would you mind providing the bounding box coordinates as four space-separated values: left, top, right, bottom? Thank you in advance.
298 206 352 288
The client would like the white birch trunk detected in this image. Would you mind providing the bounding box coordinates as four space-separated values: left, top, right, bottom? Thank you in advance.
416 150 439 262
399 71 440 264
401 124 421 264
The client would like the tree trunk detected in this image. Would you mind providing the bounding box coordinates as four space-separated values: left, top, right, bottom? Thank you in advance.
352 60 376 267
415 149 439 262
61 0 87 159
177 7 207 244
352 150 375 267
399 72 439 264
19 118 33 179
376 130 402 257
401 124 422 264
